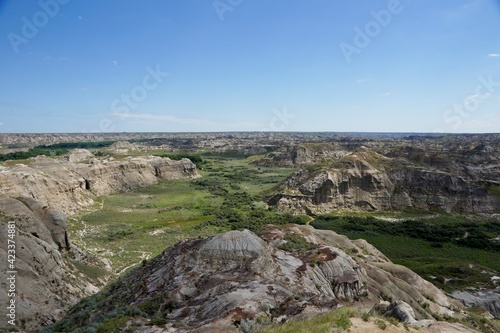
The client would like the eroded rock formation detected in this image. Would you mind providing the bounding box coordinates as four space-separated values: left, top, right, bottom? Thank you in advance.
48 226 467 332
0 152 199 215
0 151 200 330
269 148 500 214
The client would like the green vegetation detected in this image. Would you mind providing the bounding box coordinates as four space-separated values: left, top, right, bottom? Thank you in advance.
36 141 115 150
375 319 387 330
68 259 111 281
0 147 68 161
278 232 317 252
155 153 205 168
311 214 500 291
312 215 500 251
0 141 115 162
95 316 128 333
69 155 302 272
38 148 500 332
488 185 500 197
259 306 357 333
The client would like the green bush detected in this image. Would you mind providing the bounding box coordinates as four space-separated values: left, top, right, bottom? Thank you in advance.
334 315 352 330
279 233 317 252
96 316 128 333
375 319 387 330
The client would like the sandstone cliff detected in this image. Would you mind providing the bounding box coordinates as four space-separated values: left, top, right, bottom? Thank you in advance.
265 145 500 214
0 153 199 215
0 151 200 330
41 226 472 333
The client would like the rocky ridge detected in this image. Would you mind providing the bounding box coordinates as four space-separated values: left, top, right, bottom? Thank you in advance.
0 150 199 330
264 144 500 214
43 225 475 333
0 152 199 215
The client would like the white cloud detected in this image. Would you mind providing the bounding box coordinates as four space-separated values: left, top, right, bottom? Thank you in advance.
378 92 391 97
355 78 370 84
488 53 500 57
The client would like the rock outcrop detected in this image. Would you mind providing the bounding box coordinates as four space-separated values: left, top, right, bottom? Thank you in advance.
452 288 500 319
45 226 466 332
0 153 199 215
0 196 110 330
271 157 500 214
0 152 200 330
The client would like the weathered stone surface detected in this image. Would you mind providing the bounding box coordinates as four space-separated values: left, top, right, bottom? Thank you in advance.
272 158 500 214
53 226 465 332
0 153 200 330
452 288 500 319
0 153 199 215
0 196 109 330
65 148 94 163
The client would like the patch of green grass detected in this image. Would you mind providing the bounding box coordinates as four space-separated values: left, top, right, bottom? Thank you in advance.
311 215 500 291
69 157 297 273
259 307 358 333
375 319 387 330
279 232 317 252
96 316 128 333
68 260 111 281
488 185 500 197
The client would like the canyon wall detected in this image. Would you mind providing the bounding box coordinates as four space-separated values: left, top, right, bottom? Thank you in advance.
0 151 199 330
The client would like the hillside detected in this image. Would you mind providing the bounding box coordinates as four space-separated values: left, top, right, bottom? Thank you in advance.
39 226 490 333
0 151 199 330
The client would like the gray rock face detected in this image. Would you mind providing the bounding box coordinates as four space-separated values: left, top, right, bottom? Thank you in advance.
452 288 500 319
0 154 200 330
0 154 199 215
56 226 463 332
0 196 109 330
273 159 500 214
65 148 94 163
387 301 417 324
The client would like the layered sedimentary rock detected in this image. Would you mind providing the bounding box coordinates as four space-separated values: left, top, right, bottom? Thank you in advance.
0 151 200 330
452 288 500 319
0 196 109 329
50 226 466 332
269 148 500 214
0 152 199 215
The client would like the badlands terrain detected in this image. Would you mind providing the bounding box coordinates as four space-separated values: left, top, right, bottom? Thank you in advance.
0 132 499 333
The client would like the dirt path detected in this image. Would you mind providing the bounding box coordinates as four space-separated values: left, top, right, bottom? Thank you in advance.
306 215 315 225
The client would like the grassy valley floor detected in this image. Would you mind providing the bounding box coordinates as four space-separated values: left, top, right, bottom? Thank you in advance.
68 155 305 273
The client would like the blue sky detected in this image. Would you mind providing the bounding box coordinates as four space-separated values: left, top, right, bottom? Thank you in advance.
0 0 499 133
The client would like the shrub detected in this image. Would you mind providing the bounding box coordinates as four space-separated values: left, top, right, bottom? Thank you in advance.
334 315 352 330
96 316 128 333
279 233 317 252
239 319 256 333
375 319 387 330
362 312 371 322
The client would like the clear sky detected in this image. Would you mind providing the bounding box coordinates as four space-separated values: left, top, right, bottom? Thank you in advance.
0 0 499 133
